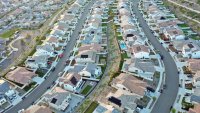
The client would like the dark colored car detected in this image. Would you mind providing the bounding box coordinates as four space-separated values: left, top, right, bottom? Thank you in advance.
51 67 56 72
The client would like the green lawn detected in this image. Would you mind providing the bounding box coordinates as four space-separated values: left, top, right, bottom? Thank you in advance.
0 28 20 38
84 101 99 113
117 36 123 40
121 52 129 59
102 19 108 23
191 35 200 40
178 24 189 28
36 69 46 77
182 97 194 110
102 23 107 27
102 27 107 34
81 85 92 95
154 71 160 78
100 64 106 73
116 32 121 36
166 16 175 19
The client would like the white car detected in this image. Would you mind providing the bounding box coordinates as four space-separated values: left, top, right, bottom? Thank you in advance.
18 109 24 113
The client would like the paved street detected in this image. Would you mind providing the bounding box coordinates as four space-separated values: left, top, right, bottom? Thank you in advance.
4 0 95 113
131 1 179 113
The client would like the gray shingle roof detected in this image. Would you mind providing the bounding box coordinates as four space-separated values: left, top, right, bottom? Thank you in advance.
131 58 155 73
36 44 54 53
0 81 10 95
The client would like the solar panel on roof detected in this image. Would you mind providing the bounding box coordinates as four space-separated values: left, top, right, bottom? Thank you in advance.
81 55 88 58
108 96 121 106
188 44 194 48
51 98 57 104
70 76 78 85
127 34 134 37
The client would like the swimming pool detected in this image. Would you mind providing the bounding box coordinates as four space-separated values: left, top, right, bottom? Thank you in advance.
119 40 127 50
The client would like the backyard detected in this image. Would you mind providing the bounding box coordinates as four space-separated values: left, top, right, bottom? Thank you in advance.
81 85 93 95
84 101 99 113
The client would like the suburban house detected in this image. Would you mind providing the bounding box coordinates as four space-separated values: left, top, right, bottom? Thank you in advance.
0 95 6 106
163 26 185 40
54 22 72 41
75 44 103 64
187 59 200 73
190 88 200 104
50 29 65 40
58 72 82 92
25 55 49 69
59 13 77 25
189 104 200 113
126 35 145 47
0 38 7 57
0 44 6 57
182 43 200 58
131 44 150 59
78 63 102 78
171 40 189 53
111 73 147 96
23 105 52 113
120 16 135 31
81 28 102 44
193 71 200 87
118 7 131 17
125 58 156 80
67 3 81 15
6 67 36 87
0 79 16 99
123 29 139 40
106 86 141 113
157 20 177 31
0 80 11 96
42 87 71 111
93 104 121 113
46 36 59 47
36 44 55 57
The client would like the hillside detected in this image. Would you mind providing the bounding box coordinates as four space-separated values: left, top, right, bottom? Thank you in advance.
164 0 200 34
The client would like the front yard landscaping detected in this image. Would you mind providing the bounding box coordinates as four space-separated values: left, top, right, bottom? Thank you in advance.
23 82 37 92
136 96 151 108
84 101 99 113
185 83 193 90
191 35 200 40
81 85 93 95
35 68 47 77
99 55 107 64
178 24 189 28
117 35 123 40
182 66 192 74
121 52 129 59
154 71 160 78
102 23 107 27
181 97 194 110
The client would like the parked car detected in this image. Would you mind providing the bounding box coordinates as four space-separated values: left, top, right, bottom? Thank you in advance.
163 84 167 89
51 67 56 72
58 53 64 58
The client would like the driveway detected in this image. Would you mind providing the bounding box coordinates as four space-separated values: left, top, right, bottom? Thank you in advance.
131 1 179 113
4 0 96 112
